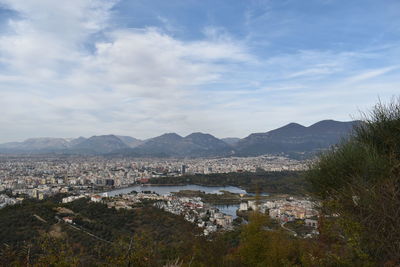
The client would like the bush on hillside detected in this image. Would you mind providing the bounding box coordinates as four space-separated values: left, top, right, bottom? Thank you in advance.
307 99 400 265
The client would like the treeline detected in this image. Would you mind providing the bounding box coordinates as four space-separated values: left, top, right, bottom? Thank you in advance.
149 170 308 195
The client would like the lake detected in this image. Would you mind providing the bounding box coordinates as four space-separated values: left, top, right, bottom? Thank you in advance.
106 184 247 197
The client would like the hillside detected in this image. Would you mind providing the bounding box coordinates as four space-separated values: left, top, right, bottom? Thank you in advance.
0 196 201 265
70 135 129 154
235 120 359 156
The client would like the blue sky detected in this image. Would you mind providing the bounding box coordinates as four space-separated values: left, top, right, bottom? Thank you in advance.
0 0 399 142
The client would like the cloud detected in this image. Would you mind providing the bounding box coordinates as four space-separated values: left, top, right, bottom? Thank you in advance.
345 66 399 83
0 0 116 79
0 0 254 141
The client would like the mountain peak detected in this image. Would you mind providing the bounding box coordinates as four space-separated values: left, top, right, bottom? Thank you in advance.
157 133 182 139
71 135 128 154
185 132 213 138
267 122 307 137
88 134 117 139
281 122 306 129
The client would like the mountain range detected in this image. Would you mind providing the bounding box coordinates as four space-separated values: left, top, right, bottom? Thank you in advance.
0 120 360 158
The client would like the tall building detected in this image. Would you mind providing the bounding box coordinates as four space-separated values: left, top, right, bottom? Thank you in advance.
181 165 186 175
105 179 114 186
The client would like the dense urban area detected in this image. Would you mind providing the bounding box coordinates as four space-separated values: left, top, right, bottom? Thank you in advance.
0 155 306 199
0 154 317 237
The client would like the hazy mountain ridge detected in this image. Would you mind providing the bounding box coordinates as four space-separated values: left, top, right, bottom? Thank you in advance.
69 135 129 154
235 120 360 156
116 135 144 148
184 132 232 152
221 137 241 146
0 120 359 157
129 132 233 157
0 137 75 153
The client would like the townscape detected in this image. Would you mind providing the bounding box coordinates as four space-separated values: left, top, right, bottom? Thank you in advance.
0 151 318 238
0 155 306 202
60 188 318 237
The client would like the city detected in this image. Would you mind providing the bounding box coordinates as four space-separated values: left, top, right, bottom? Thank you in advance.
0 154 307 200
0 154 318 238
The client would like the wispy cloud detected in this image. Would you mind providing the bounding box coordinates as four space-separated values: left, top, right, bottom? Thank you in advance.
345 66 399 83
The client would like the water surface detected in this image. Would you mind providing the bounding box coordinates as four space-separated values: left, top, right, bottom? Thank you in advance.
107 184 247 197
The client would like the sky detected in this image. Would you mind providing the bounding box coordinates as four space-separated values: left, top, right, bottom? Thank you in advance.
0 0 399 142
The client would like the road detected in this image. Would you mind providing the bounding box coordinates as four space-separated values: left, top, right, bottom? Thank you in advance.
281 221 297 236
55 216 112 244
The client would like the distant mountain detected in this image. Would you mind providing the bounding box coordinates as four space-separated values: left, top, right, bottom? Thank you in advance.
184 133 231 151
183 132 233 156
267 123 308 137
116 136 144 148
70 135 129 154
235 120 359 156
68 137 87 146
130 133 188 157
0 137 72 153
128 132 233 157
0 135 138 155
0 120 360 157
221 137 241 146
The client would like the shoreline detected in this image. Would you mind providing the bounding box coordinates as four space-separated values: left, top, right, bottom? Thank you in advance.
106 183 250 192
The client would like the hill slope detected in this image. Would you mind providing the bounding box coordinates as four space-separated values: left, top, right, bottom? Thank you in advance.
235 120 359 156
128 132 233 157
70 135 129 154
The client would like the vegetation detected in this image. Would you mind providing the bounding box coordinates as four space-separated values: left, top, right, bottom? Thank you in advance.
307 99 400 265
0 199 315 267
0 197 201 266
284 220 315 237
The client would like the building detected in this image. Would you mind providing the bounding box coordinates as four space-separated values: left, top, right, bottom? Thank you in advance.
91 195 102 202
63 217 73 224
305 218 318 228
105 179 115 186
239 202 248 211
181 165 186 175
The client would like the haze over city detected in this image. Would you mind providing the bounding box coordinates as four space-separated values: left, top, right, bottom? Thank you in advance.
0 0 399 143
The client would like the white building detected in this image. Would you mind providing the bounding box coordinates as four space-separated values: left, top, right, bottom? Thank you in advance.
239 202 248 211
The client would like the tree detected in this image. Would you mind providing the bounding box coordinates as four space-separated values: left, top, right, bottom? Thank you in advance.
232 211 306 267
